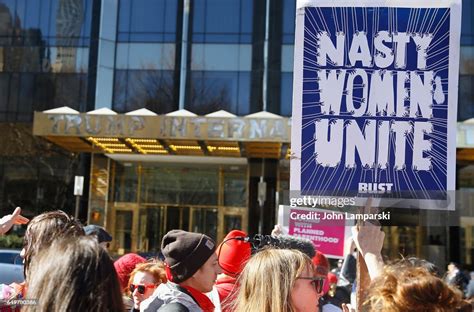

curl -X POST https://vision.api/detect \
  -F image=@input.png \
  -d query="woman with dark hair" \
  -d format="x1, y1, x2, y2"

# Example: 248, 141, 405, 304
1, 210, 84, 307
21, 210, 84, 276
24, 236, 124, 312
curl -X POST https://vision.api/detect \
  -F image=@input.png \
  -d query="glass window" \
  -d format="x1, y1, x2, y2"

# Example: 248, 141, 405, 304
281, 45, 294, 73
188, 71, 250, 115
191, 43, 251, 71
458, 165, 474, 187
140, 207, 163, 252
280, 72, 293, 117
118, 0, 131, 37
118, 0, 178, 42
48, 46, 90, 73
0, 1, 15, 45
282, 0, 296, 44
224, 171, 246, 207
82, 0, 93, 40
16, 0, 97, 42
460, 47, 474, 75
2, 46, 42, 72
458, 75, 474, 121
39, 0, 52, 41
50, 0, 90, 46
113, 70, 127, 112
6, 73, 19, 119
192, 0, 252, 43
0, 74, 9, 114
278, 0, 296, 116
167, 207, 181, 233
192, 208, 218, 240
461, 0, 474, 45
0, 45, 89, 74
0, 149, 80, 217
166, 207, 187, 232
224, 215, 242, 234
9, 0, 25, 37
116, 43, 175, 70
17, 72, 34, 120
114, 163, 139, 203
3, 0, 92, 46
113, 69, 176, 114
33, 73, 59, 111
0, 0, 92, 121
23, 0, 40, 30
52, 73, 87, 110
115, 211, 133, 253
139, 166, 219, 206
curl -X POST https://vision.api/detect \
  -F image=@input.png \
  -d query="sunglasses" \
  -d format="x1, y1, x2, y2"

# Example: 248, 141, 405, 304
297, 277, 325, 293
129, 284, 156, 294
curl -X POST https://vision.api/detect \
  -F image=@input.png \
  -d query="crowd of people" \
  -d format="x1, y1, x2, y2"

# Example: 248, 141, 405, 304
0, 207, 473, 311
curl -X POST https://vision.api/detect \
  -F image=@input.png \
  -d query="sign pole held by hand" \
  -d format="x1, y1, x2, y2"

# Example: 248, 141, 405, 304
74, 176, 84, 220
356, 198, 371, 311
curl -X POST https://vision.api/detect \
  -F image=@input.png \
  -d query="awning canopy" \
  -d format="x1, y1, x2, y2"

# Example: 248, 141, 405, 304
33, 107, 291, 159
30, 108, 474, 161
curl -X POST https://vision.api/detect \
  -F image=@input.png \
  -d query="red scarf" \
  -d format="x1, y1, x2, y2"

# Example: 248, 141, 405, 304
181, 285, 215, 312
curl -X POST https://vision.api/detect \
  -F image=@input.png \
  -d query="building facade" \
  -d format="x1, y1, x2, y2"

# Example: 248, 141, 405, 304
1, 0, 474, 265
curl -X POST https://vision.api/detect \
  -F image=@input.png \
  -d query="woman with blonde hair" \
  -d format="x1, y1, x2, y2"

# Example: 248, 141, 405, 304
127, 261, 167, 312
233, 248, 323, 312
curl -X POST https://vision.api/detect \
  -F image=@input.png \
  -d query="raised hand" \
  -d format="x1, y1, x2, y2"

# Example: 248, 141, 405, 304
0, 207, 29, 235
351, 222, 385, 258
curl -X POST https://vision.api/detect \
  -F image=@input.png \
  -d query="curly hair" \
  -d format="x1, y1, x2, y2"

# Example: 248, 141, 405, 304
363, 265, 464, 312
23, 210, 84, 276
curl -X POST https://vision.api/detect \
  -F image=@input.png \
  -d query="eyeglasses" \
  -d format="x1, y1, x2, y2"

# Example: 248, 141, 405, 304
297, 277, 325, 293
129, 284, 156, 294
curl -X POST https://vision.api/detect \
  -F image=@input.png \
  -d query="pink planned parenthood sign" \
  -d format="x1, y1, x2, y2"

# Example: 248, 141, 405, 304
282, 206, 352, 258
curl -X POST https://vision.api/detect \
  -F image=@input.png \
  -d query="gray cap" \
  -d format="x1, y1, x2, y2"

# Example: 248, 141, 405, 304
84, 225, 112, 243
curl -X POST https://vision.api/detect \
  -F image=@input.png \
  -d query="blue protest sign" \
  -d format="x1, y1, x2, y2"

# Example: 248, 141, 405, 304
290, 0, 461, 205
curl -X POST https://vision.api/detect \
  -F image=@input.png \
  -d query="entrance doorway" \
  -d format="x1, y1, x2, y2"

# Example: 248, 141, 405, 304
112, 203, 247, 254
108, 162, 248, 254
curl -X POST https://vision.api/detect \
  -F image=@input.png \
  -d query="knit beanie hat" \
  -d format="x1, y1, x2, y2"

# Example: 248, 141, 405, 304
114, 253, 146, 290
161, 230, 216, 283
312, 250, 330, 276
217, 230, 251, 277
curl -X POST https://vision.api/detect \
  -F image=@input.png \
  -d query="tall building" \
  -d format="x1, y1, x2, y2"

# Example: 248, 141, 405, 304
1, 0, 474, 267
0, 0, 92, 220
